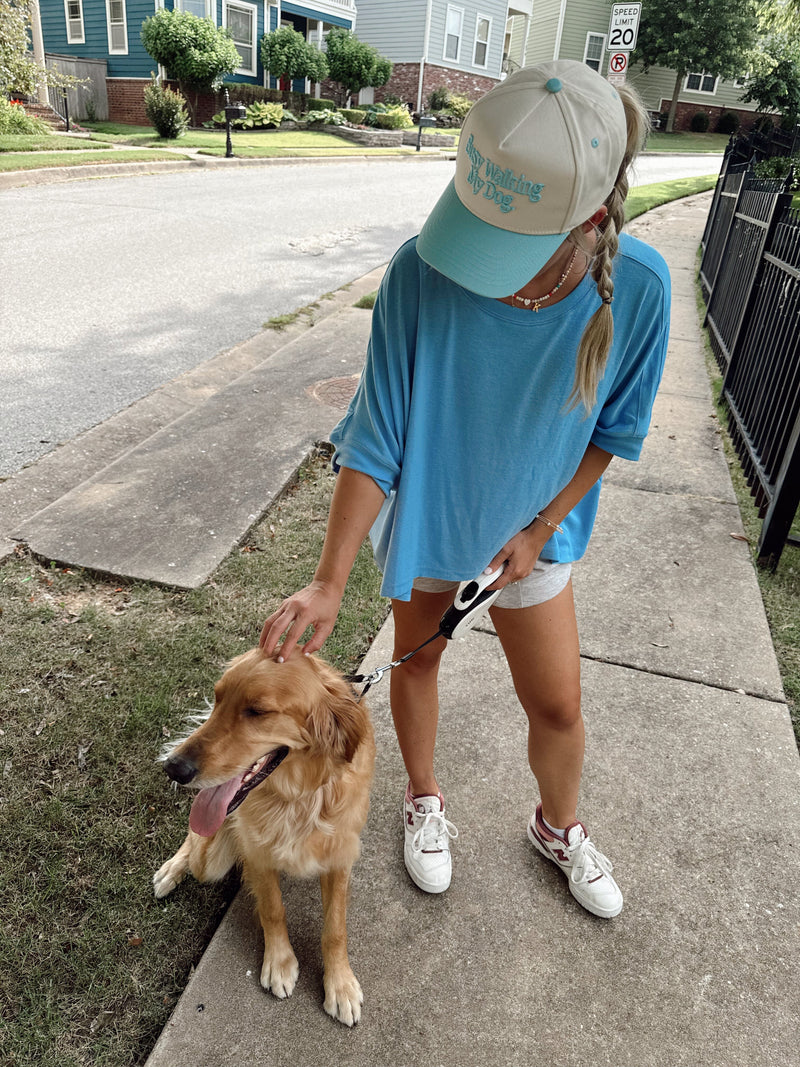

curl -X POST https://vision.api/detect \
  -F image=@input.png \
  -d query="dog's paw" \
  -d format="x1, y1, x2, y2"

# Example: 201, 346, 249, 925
153, 856, 186, 899
323, 969, 363, 1027
260, 949, 299, 1000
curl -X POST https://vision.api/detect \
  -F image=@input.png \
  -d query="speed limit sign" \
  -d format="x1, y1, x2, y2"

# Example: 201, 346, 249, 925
607, 3, 641, 51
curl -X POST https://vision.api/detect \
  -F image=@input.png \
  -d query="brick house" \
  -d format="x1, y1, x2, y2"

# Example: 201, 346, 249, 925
521, 0, 766, 133
353, 0, 534, 113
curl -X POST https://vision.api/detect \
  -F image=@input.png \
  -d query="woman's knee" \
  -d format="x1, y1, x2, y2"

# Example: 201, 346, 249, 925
520, 682, 582, 730
392, 638, 447, 679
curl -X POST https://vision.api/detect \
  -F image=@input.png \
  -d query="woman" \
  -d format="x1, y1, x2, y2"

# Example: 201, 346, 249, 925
260, 60, 670, 919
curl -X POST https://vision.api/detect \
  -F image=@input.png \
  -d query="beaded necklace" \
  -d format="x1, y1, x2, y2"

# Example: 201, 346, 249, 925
511, 246, 579, 311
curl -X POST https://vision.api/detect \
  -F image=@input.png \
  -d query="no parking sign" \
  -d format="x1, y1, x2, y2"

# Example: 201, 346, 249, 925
609, 52, 628, 75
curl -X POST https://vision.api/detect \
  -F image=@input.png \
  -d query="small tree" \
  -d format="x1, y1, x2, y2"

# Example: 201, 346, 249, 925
1, 0, 76, 98
141, 9, 241, 125
260, 25, 328, 87
324, 27, 392, 107
633, 0, 759, 133
742, 35, 800, 126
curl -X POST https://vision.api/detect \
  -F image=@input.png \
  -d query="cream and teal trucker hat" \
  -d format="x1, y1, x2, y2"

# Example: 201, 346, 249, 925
416, 60, 628, 298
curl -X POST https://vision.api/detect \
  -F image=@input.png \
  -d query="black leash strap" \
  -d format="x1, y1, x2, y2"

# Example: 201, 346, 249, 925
347, 629, 443, 702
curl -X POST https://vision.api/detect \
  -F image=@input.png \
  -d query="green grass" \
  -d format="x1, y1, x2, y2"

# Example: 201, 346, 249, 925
0, 451, 387, 1067
0, 135, 114, 153
702, 355, 800, 741
646, 130, 729, 153
0, 149, 190, 172
626, 174, 719, 220
353, 291, 377, 310
198, 144, 409, 158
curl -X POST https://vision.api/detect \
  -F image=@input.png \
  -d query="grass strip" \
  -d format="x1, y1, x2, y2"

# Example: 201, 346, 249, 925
645, 130, 729, 153
196, 145, 413, 158
0, 150, 190, 172
0, 135, 114, 153
626, 174, 718, 220
701, 331, 800, 740
0, 450, 387, 1067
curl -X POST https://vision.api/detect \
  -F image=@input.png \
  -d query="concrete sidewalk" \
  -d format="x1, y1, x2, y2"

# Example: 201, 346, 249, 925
142, 194, 799, 1066
7, 194, 800, 1064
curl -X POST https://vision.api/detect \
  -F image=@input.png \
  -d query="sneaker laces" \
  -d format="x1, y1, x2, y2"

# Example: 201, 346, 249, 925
410, 809, 459, 854
565, 832, 613, 887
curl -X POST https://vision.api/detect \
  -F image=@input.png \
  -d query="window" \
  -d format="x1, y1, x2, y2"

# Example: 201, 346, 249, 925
444, 5, 463, 62
225, 0, 257, 75
473, 15, 491, 68
64, 0, 85, 43
685, 71, 718, 94
106, 0, 128, 54
177, 0, 213, 18
583, 33, 606, 73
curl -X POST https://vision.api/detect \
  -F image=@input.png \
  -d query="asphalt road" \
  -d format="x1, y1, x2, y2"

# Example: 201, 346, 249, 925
1, 153, 720, 477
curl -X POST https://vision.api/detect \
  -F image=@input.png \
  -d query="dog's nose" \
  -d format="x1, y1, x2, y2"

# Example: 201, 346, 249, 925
164, 753, 198, 784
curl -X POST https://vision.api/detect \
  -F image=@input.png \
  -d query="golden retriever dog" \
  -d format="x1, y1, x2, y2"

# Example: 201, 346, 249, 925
153, 648, 375, 1026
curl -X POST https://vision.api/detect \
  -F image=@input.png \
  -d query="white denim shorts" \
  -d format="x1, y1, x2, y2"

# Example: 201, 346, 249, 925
412, 559, 572, 609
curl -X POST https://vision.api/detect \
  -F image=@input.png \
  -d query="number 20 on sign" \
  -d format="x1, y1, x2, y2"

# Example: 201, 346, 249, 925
607, 2, 642, 51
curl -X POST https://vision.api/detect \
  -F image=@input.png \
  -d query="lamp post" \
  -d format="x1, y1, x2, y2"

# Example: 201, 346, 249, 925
223, 89, 247, 158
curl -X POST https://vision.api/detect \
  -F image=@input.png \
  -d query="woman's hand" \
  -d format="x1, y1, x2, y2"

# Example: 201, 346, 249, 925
485, 523, 550, 589
259, 579, 344, 661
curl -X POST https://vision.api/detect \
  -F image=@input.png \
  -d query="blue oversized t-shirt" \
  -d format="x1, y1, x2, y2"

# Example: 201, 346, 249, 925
331, 233, 670, 600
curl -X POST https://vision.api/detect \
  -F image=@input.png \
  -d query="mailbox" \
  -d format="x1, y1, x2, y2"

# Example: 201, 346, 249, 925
223, 89, 247, 158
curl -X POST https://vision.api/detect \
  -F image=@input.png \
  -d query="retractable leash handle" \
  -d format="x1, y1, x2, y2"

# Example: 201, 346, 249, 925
438, 564, 506, 640
348, 564, 505, 699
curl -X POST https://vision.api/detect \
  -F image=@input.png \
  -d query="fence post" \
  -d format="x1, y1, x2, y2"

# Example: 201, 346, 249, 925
701, 139, 731, 252
701, 157, 754, 313
720, 174, 794, 396
757, 412, 800, 568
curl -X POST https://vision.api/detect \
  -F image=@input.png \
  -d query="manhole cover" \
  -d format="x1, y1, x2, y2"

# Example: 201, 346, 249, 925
307, 375, 360, 411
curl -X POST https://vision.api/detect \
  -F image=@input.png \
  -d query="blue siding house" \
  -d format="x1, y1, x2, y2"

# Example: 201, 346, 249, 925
35, 0, 356, 121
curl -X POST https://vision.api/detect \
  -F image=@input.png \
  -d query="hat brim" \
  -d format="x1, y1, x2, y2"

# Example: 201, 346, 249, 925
416, 179, 570, 299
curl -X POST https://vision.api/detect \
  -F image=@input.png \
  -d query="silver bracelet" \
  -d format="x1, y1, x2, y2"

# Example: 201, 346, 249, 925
533, 513, 564, 535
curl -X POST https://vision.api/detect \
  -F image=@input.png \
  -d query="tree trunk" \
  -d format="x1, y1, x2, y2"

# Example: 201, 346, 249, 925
666, 69, 685, 133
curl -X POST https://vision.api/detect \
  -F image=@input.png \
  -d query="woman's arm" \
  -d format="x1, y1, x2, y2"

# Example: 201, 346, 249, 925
259, 467, 386, 660
487, 443, 613, 587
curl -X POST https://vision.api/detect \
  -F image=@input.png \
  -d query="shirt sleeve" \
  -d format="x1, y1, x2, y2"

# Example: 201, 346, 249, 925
330, 242, 420, 496
590, 257, 671, 461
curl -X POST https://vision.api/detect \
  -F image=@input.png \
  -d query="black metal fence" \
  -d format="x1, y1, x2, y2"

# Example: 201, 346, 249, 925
700, 143, 800, 568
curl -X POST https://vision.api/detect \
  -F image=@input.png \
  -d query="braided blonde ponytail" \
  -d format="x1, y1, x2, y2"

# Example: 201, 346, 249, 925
567, 82, 650, 412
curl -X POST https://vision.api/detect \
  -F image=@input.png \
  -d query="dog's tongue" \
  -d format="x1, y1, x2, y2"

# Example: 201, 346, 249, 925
189, 774, 244, 837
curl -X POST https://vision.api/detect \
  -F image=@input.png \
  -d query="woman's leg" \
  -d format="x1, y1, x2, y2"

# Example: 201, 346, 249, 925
389, 587, 455, 797
489, 580, 583, 829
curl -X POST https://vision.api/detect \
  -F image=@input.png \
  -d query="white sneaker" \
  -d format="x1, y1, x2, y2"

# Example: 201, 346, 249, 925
403, 784, 458, 894
527, 803, 623, 919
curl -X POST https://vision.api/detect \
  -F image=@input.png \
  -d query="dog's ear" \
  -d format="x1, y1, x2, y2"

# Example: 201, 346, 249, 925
306, 680, 367, 763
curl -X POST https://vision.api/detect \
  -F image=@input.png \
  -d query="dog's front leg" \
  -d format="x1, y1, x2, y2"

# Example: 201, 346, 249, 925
320, 866, 362, 1026
245, 863, 299, 1000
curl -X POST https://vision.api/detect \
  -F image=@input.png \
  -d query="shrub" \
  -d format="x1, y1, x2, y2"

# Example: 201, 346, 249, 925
0, 98, 51, 134
240, 101, 283, 128
690, 110, 710, 132
143, 76, 188, 138
371, 105, 413, 130
305, 108, 344, 125
716, 110, 740, 135
753, 155, 800, 189
446, 92, 473, 121
341, 108, 366, 124
428, 86, 451, 110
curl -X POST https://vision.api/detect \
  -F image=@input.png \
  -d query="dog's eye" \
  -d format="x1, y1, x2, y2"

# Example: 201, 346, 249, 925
243, 706, 264, 718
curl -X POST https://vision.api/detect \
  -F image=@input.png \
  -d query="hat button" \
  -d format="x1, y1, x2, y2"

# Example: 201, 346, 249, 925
545, 78, 562, 93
